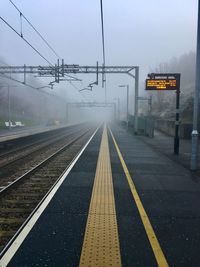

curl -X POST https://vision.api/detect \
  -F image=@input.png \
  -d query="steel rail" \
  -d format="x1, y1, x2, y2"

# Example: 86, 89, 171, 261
0, 126, 97, 258
0, 128, 91, 197
0, 126, 86, 169
0, 124, 86, 158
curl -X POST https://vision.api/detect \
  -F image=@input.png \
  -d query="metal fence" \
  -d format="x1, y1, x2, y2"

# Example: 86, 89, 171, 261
128, 115, 155, 137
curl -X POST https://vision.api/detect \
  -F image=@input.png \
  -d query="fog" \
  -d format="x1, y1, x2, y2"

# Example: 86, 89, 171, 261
0, 0, 198, 124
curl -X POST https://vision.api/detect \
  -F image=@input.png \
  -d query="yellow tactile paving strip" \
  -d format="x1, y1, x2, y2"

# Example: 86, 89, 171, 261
79, 126, 122, 267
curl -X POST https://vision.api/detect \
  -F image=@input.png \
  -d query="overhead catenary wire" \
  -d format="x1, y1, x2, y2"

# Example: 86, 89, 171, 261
2, 1, 86, 100
0, 73, 71, 113
0, 73, 50, 93
7, 0, 83, 84
0, 16, 54, 66
8, 0, 62, 60
0, 59, 84, 99
8, 0, 83, 83
0, 63, 53, 93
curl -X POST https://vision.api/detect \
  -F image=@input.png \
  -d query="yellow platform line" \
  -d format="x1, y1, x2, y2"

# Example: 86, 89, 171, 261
79, 126, 122, 267
109, 128, 169, 267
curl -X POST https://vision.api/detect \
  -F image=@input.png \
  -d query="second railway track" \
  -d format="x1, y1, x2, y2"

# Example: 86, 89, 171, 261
0, 125, 97, 254
0, 124, 90, 189
0, 124, 87, 168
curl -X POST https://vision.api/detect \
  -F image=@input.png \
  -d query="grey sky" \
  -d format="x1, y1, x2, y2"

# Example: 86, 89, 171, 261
0, 0, 198, 107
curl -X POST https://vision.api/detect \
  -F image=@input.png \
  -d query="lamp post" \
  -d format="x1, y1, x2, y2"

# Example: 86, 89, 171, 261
119, 85, 129, 130
114, 97, 120, 121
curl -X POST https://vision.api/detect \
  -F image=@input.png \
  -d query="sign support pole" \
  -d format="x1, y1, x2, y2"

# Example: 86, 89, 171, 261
174, 88, 180, 154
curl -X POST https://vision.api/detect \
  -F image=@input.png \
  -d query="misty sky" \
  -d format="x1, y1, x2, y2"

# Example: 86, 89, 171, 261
0, 0, 198, 111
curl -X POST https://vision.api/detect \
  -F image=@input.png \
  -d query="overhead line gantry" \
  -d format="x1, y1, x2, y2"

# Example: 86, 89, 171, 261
0, 63, 139, 133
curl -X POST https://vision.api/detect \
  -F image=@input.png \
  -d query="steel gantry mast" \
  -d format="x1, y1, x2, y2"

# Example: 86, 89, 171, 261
0, 63, 139, 133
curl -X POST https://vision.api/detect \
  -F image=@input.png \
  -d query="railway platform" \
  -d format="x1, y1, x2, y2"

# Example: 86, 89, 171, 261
0, 124, 200, 267
0, 122, 79, 143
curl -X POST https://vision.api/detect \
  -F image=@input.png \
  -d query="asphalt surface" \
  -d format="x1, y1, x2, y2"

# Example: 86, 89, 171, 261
137, 128, 200, 171
110, 125, 200, 267
3, 124, 200, 266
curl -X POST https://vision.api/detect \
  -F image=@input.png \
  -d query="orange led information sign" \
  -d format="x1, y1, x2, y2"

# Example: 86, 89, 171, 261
146, 79, 179, 90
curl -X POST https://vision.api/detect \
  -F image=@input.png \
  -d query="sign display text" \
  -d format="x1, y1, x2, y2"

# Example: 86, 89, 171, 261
146, 78, 179, 90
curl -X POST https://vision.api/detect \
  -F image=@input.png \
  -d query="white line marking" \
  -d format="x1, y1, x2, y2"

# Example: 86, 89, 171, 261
0, 127, 99, 267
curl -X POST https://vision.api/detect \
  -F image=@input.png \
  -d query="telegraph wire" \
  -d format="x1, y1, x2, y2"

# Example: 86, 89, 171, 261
8, 0, 61, 60
0, 16, 54, 66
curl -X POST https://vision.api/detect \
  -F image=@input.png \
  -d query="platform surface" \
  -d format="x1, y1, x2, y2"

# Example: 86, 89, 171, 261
1, 124, 200, 267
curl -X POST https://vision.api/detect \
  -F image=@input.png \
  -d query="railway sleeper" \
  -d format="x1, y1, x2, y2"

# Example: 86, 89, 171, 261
0, 217, 25, 224
0, 230, 16, 238
0, 207, 33, 213
0, 202, 36, 209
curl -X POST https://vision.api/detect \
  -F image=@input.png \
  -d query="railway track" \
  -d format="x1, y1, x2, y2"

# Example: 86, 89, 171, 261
0, 126, 97, 253
0, 124, 86, 165
0, 124, 89, 189
0, 126, 70, 154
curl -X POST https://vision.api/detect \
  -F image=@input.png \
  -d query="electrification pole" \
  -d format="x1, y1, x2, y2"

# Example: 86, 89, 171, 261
117, 97, 120, 121
8, 85, 11, 129
134, 66, 139, 134
127, 85, 129, 130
